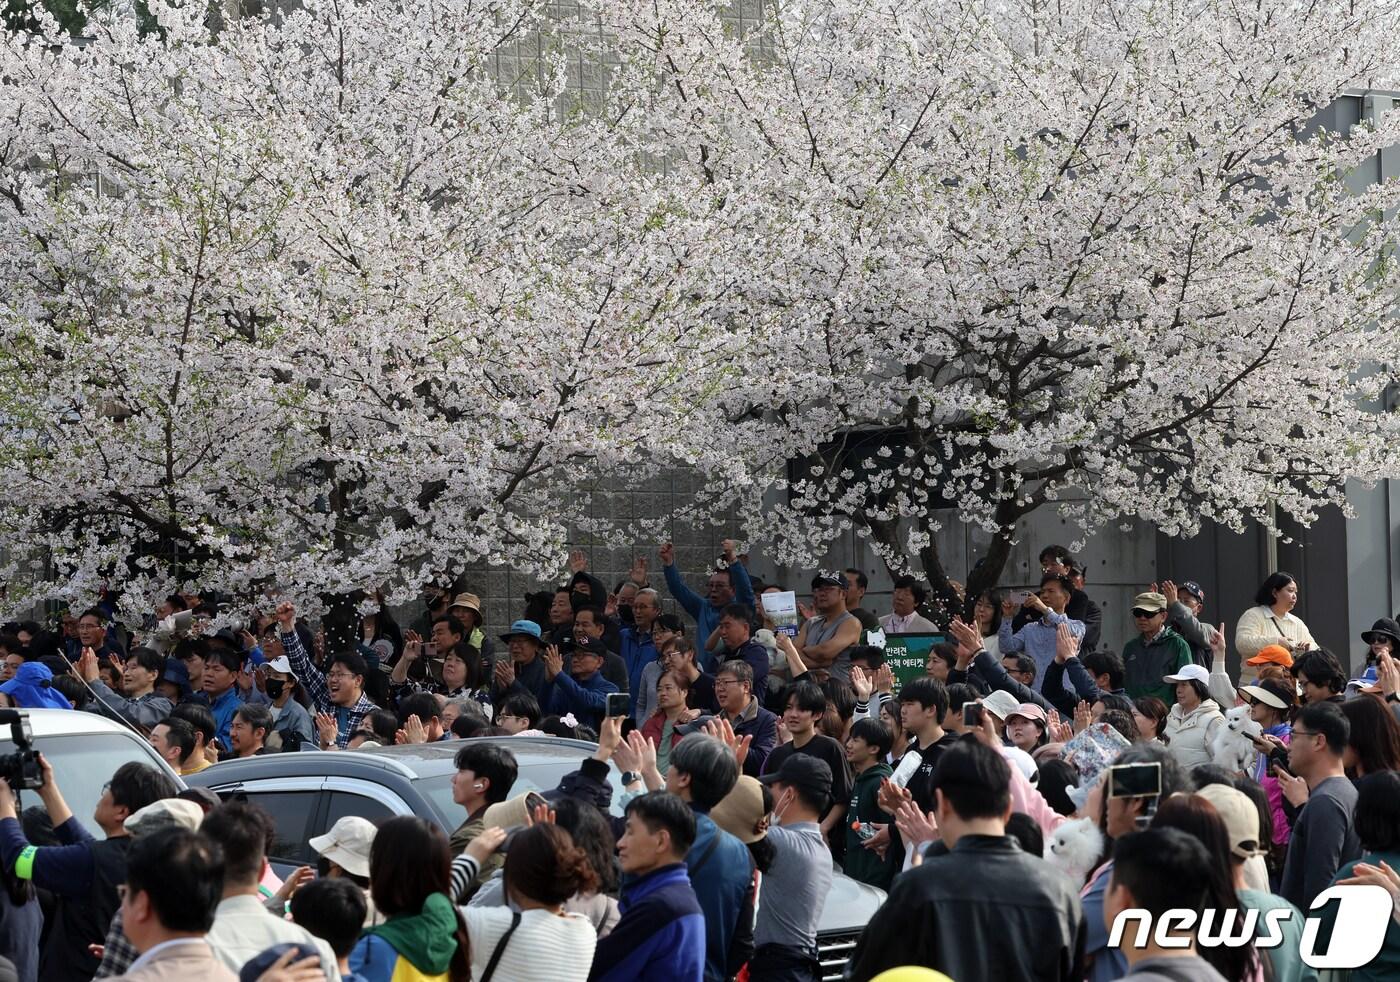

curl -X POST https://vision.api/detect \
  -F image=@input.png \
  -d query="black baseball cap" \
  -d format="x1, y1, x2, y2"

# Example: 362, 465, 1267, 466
1180, 581, 1205, 602
567, 636, 608, 659
811, 572, 845, 589
759, 754, 833, 801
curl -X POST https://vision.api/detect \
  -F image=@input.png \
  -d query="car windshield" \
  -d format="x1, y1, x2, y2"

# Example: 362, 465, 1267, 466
411, 755, 629, 821
3, 733, 172, 836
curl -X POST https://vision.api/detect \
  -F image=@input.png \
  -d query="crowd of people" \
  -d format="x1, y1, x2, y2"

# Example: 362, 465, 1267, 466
0, 541, 1398, 981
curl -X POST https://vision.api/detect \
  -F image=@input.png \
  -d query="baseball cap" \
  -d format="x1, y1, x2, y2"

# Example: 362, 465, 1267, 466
1246, 644, 1294, 668
1239, 677, 1294, 711
709, 776, 769, 844
1006, 703, 1048, 726
811, 572, 845, 590
1195, 784, 1263, 859
1179, 581, 1205, 602
981, 690, 1021, 721
1131, 592, 1168, 614
759, 754, 833, 803
308, 816, 376, 878
1164, 664, 1210, 685
263, 655, 292, 674
567, 636, 608, 659
239, 944, 322, 982
123, 798, 205, 837
1346, 665, 1381, 693
498, 619, 543, 643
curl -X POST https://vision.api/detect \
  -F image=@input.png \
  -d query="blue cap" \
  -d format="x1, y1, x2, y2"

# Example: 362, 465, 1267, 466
160, 658, 192, 697
499, 620, 542, 644
1347, 665, 1381, 690
0, 662, 73, 710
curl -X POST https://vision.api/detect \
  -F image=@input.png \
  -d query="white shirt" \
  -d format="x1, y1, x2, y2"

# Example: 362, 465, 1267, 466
206, 894, 341, 981
124, 938, 209, 974
460, 905, 596, 982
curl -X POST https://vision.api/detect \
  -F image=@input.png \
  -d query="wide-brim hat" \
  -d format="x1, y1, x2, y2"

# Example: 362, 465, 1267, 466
1239, 677, 1295, 711
450, 593, 483, 616
981, 690, 1021, 721
308, 815, 376, 877
709, 776, 768, 844
498, 619, 542, 644
1361, 617, 1400, 647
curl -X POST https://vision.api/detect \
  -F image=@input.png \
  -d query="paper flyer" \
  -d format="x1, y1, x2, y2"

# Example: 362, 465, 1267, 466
761, 590, 801, 637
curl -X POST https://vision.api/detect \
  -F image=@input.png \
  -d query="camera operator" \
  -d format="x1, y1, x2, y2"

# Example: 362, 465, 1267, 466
0, 755, 178, 982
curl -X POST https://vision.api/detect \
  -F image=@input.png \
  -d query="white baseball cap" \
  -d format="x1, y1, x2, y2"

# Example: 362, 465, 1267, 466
1163, 664, 1210, 685
981, 690, 1022, 721
308, 816, 376, 877
263, 655, 293, 674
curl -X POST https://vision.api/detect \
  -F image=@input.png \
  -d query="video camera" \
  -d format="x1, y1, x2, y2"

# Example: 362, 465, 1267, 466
0, 710, 43, 790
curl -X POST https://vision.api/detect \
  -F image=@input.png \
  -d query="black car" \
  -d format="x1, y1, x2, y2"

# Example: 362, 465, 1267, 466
189, 736, 882, 980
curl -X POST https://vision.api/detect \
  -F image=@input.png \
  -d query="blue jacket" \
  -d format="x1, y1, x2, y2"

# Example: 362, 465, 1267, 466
619, 627, 659, 716
543, 670, 619, 732
207, 686, 241, 750
590, 863, 706, 982
686, 811, 755, 982
662, 562, 754, 671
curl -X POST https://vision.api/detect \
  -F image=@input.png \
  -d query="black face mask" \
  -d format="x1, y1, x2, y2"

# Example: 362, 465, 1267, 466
618, 605, 636, 625
264, 679, 286, 700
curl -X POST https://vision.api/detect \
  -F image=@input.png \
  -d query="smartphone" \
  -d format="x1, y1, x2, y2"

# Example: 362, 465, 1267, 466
1108, 762, 1162, 799
962, 702, 984, 728
605, 692, 630, 718
525, 791, 549, 814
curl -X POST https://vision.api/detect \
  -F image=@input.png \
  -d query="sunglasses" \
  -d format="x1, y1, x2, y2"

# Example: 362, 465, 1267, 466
1131, 608, 1163, 618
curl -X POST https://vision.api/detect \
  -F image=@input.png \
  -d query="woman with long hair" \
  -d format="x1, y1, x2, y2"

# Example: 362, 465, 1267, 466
350, 816, 472, 982
1235, 572, 1316, 686
1341, 696, 1400, 777
1150, 795, 1257, 981
452, 823, 599, 981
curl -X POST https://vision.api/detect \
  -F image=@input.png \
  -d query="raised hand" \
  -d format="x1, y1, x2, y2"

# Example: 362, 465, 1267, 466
1073, 700, 1093, 734
1048, 709, 1073, 744
605, 593, 619, 618
948, 617, 981, 659
1378, 650, 1400, 699
721, 539, 738, 563
703, 717, 752, 768
1210, 622, 1227, 657
568, 549, 588, 573
595, 716, 623, 761
75, 646, 100, 683
1160, 580, 1178, 604
629, 555, 649, 585
1000, 595, 1018, 618
526, 802, 556, 826
1055, 622, 1079, 664
275, 601, 296, 630
850, 665, 872, 702
658, 542, 675, 567
542, 644, 563, 680
402, 630, 423, 660
873, 663, 895, 694
877, 777, 913, 815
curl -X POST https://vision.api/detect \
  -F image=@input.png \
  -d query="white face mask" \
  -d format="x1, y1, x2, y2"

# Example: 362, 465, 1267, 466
770, 788, 795, 826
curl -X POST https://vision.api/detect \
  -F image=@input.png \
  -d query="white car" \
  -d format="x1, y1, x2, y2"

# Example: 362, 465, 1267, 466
0, 708, 183, 834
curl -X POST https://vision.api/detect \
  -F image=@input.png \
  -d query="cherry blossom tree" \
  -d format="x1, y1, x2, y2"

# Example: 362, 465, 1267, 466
606, 0, 1400, 610
0, 0, 757, 628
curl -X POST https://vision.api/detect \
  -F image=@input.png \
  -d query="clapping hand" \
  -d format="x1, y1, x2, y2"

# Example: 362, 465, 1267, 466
877, 777, 913, 815
1055, 622, 1079, 663
894, 800, 939, 846
493, 657, 515, 688
74, 646, 100, 683
947, 617, 982, 660
396, 714, 427, 745
703, 717, 752, 768
873, 663, 895, 694
542, 644, 564, 680
850, 665, 873, 702
315, 711, 338, 748
1048, 709, 1073, 744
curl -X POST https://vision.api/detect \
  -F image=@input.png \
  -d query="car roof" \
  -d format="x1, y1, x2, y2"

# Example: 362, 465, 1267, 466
0, 708, 150, 739
188, 735, 602, 783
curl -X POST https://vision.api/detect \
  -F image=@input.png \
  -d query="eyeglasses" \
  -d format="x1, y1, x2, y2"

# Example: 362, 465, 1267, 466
713, 678, 740, 688
325, 671, 359, 681
1291, 728, 1319, 739
1131, 609, 1162, 618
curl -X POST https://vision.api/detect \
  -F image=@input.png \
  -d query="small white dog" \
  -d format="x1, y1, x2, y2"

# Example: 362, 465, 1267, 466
1044, 817, 1104, 886
1213, 704, 1262, 773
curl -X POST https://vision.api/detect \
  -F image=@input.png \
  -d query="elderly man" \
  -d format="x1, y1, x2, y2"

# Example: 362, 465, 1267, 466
490, 620, 550, 706
682, 661, 778, 777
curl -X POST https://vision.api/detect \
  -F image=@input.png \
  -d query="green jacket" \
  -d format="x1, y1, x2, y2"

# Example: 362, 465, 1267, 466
843, 761, 894, 889
1122, 628, 1192, 703
449, 812, 502, 895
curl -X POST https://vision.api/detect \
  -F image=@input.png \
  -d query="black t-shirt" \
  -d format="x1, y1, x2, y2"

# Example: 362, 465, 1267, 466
686, 672, 720, 714
904, 731, 959, 814
762, 733, 854, 819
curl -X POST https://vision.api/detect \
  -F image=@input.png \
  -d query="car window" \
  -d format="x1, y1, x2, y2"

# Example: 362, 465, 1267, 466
227, 790, 320, 864
412, 758, 628, 822
322, 791, 396, 831
2, 733, 174, 837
